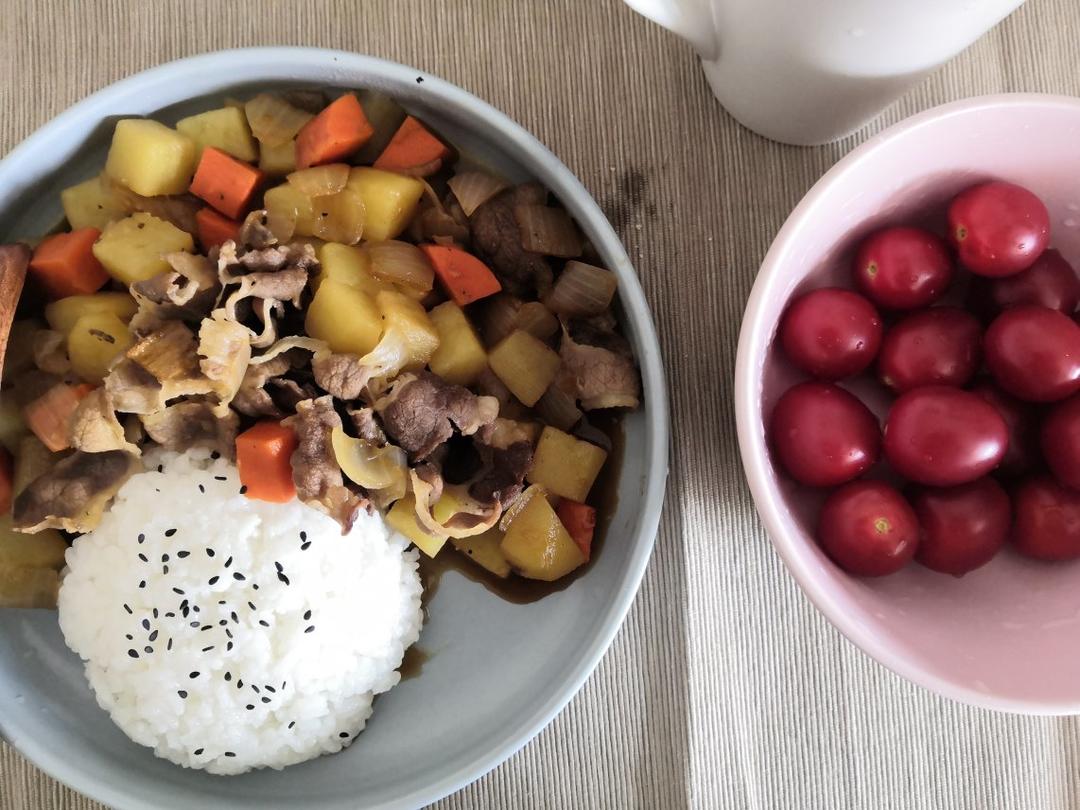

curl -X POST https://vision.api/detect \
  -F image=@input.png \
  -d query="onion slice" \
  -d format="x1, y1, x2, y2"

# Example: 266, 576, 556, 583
514, 205, 583, 258
410, 470, 503, 539
367, 241, 435, 292
514, 302, 559, 340
244, 93, 313, 147
287, 164, 350, 198
546, 260, 618, 317
332, 427, 408, 492
448, 171, 509, 217
535, 383, 582, 431
311, 187, 365, 245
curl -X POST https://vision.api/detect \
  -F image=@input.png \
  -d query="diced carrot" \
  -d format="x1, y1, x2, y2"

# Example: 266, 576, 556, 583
195, 207, 242, 250
236, 420, 298, 503
295, 94, 374, 169
189, 147, 264, 219
419, 244, 502, 306
29, 228, 109, 300
373, 116, 451, 174
0, 447, 12, 515
22, 383, 94, 453
557, 500, 597, 561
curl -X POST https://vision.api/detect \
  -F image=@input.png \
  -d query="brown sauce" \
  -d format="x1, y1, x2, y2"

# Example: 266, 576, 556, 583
417, 415, 625, 605
398, 644, 429, 682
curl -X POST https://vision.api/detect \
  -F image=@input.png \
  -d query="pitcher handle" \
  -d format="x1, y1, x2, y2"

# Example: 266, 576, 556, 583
621, 0, 719, 61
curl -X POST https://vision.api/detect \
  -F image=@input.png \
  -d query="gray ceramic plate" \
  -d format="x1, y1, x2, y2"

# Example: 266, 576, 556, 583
0, 49, 669, 808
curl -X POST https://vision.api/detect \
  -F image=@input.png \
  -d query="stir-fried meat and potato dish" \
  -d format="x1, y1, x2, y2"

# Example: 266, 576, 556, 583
0, 88, 641, 606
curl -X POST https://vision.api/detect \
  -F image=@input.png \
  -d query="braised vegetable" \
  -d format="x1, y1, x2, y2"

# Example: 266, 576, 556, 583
0, 399, 28, 453
195, 207, 241, 250
354, 91, 407, 165
451, 528, 511, 578
67, 311, 134, 383
259, 138, 298, 176
22, 382, 93, 452
92, 213, 195, 284
346, 168, 425, 241
488, 330, 561, 407
515, 204, 583, 258
44, 292, 137, 336
29, 229, 110, 299
315, 243, 390, 296
296, 94, 373, 169
447, 171, 509, 217
420, 243, 502, 306
527, 426, 607, 502
373, 116, 451, 175
104, 119, 198, 197
546, 261, 618, 317
176, 106, 258, 162
305, 280, 382, 356
556, 500, 597, 561
12, 436, 54, 498
244, 93, 313, 148
0, 516, 65, 570
367, 240, 434, 293
287, 163, 350, 197
60, 176, 129, 231
331, 427, 406, 502
361, 291, 440, 380
189, 147, 264, 219
427, 302, 487, 386
500, 491, 586, 581
236, 420, 298, 503
386, 494, 447, 558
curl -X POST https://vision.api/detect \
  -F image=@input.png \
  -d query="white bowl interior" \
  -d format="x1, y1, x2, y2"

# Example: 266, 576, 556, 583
0, 51, 667, 808
738, 95, 1080, 714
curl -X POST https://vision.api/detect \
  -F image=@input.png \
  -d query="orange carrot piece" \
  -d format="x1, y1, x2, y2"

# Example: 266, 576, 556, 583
556, 500, 597, 561
236, 420, 299, 503
373, 116, 451, 173
419, 244, 502, 306
22, 383, 94, 453
29, 228, 109, 299
189, 147, 264, 219
295, 94, 374, 169
195, 207, 242, 250
0, 447, 12, 515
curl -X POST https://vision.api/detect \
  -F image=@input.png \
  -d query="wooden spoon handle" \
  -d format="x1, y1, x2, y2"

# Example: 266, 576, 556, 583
0, 244, 30, 378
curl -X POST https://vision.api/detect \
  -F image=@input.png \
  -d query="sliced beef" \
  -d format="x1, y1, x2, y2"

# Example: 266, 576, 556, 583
469, 418, 535, 505
197, 309, 251, 416
312, 352, 366, 400
348, 407, 387, 446
141, 400, 239, 460
470, 185, 553, 297
232, 355, 292, 418
560, 322, 640, 410
70, 388, 140, 455
374, 372, 498, 462
267, 377, 316, 412
218, 241, 317, 348
129, 252, 218, 335
238, 210, 277, 250
13, 450, 140, 534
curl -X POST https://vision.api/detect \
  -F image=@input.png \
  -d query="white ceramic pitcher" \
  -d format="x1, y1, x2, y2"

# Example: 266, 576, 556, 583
622, 0, 1025, 145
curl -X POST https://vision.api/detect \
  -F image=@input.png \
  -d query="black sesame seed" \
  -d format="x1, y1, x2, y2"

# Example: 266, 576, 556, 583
180, 599, 189, 609
237, 679, 244, 688
139, 580, 146, 589
178, 551, 190, 559
219, 619, 228, 626
144, 646, 153, 654
239, 485, 248, 495
172, 587, 185, 595
252, 685, 260, 693
128, 649, 138, 658
277, 573, 290, 586
224, 556, 233, 568
300, 531, 307, 541
189, 671, 200, 679
193, 605, 200, 613
163, 565, 169, 575
215, 475, 227, 481
274, 562, 283, 572
218, 600, 226, 605
265, 685, 276, 693
190, 621, 200, 628
252, 583, 259, 590
233, 572, 245, 581
198, 484, 205, 494
181, 607, 190, 618
208, 576, 219, 585
261, 696, 271, 704
281, 681, 286, 689
161, 554, 169, 563
194, 748, 203, 755
224, 672, 232, 681
305, 626, 315, 634
138, 553, 148, 563
157, 464, 163, 473
149, 630, 158, 641
167, 638, 174, 651
246, 704, 254, 710
165, 612, 175, 618
125, 633, 133, 640
247, 601, 256, 611
210, 451, 220, 460
201, 626, 212, 632
206, 548, 216, 558
123, 604, 133, 615
303, 610, 312, 620
301, 542, 311, 551
152, 608, 158, 618
142, 619, 150, 630
202, 646, 214, 652
165, 528, 177, 537
259, 619, 269, 627
339, 732, 348, 739
227, 641, 234, 651
137, 533, 145, 544
289, 721, 296, 729
225, 629, 233, 639
225, 752, 235, 758
177, 690, 187, 699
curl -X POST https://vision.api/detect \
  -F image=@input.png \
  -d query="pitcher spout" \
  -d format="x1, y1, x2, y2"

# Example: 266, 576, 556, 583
621, 0, 720, 61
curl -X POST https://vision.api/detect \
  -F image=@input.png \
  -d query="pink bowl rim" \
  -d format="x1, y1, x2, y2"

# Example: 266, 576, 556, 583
734, 93, 1080, 717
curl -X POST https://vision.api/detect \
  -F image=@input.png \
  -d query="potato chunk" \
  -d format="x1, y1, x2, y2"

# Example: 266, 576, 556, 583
304, 279, 382, 356
104, 119, 198, 196
315, 243, 391, 296
176, 107, 258, 162
500, 492, 585, 581
45, 292, 137, 336
67, 311, 135, 383
386, 494, 447, 558
60, 176, 129, 231
428, 302, 487, 386
346, 168, 424, 241
92, 213, 195, 284
263, 182, 318, 237
488, 330, 561, 407
451, 527, 511, 578
259, 138, 297, 176
527, 426, 607, 502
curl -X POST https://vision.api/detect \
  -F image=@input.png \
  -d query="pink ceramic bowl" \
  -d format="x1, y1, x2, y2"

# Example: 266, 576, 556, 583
735, 94, 1080, 715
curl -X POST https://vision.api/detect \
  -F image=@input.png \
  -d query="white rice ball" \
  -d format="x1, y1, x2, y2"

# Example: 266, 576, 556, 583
57, 448, 423, 775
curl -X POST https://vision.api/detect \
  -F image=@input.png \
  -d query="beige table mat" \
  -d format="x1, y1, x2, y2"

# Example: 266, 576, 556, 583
2, 0, 1080, 807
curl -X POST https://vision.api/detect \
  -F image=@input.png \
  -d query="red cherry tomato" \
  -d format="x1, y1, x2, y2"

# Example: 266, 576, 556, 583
911, 478, 1010, 576
877, 307, 982, 393
982, 249, 1080, 315
817, 480, 918, 576
984, 305, 1080, 402
779, 288, 882, 379
969, 381, 1038, 478
883, 386, 1007, 486
1041, 394, 1080, 490
852, 226, 954, 310
947, 181, 1050, 277
1013, 476, 1080, 561
770, 382, 881, 487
